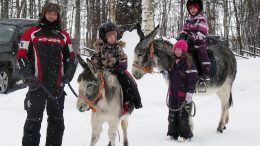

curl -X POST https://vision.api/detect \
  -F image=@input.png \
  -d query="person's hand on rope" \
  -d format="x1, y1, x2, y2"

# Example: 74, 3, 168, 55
63, 61, 77, 84
185, 92, 193, 104
24, 76, 40, 91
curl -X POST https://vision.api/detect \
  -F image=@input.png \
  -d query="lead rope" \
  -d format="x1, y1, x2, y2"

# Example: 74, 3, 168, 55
166, 94, 186, 112
117, 129, 121, 142
68, 83, 78, 97
191, 101, 196, 117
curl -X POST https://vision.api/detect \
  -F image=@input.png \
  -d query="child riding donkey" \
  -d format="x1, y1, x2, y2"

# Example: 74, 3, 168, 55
91, 21, 143, 110
179, 0, 211, 90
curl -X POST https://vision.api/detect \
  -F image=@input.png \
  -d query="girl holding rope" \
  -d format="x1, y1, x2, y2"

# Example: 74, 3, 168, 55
163, 40, 198, 141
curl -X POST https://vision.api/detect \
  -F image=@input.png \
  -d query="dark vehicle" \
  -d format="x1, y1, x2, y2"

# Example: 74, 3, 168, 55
0, 19, 37, 93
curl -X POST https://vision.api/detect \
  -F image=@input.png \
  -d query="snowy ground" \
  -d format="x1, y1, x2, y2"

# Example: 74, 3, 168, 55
1, 31, 260, 146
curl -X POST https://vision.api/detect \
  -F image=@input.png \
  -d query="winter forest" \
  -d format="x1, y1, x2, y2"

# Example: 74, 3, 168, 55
0, 0, 259, 57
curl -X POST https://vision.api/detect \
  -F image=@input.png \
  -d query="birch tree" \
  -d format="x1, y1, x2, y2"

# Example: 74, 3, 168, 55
141, 0, 155, 36
108, 0, 116, 22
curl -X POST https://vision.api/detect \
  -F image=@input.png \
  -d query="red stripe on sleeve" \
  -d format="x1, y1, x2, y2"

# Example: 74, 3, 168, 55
16, 49, 28, 59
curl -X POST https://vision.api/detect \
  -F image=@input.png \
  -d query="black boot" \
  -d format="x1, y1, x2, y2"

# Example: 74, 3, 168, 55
131, 84, 143, 109
45, 117, 65, 146
22, 118, 42, 146
134, 100, 143, 109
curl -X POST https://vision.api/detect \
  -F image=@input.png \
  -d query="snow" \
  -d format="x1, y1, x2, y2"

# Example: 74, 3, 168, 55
1, 31, 260, 146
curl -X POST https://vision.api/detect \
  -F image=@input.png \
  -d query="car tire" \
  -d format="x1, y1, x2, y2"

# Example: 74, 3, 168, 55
0, 67, 11, 94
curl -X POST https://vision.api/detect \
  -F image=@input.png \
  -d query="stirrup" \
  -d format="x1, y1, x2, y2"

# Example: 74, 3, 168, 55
198, 80, 207, 93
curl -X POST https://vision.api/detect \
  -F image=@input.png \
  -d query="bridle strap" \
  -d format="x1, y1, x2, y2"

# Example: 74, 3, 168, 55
78, 71, 105, 112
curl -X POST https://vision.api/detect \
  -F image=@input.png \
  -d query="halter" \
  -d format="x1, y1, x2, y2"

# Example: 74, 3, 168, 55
78, 71, 105, 112
132, 42, 155, 74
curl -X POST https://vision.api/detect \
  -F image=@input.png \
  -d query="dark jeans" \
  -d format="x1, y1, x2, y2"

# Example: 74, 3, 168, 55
167, 103, 193, 139
22, 87, 65, 146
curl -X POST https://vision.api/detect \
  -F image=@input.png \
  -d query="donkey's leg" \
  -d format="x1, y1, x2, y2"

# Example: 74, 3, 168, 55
90, 117, 103, 146
121, 118, 129, 146
107, 119, 120, 146
216, 80, 232, 133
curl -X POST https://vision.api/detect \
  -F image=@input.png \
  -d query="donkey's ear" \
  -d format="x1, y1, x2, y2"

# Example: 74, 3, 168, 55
86, 58, 97, 74
145, 25, 160, 44
136, 23, 145, 41
77, 54, 88, 69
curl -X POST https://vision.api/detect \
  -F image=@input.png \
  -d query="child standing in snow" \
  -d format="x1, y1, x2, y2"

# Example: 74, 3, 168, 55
180, 0, 211, 82
163, 40, 198, 141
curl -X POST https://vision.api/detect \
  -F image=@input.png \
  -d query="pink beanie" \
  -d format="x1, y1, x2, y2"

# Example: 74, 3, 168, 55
173, 40, 188, 52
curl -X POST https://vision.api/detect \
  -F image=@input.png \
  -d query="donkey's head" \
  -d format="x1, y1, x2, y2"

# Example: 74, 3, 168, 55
76, 55, 101, 112
132, 23, 159, 79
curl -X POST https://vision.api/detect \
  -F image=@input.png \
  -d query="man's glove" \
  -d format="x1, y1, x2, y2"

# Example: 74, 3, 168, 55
18, 58, 34, 77
63, 61, 77, 84
24, 76, 39, 91
185, 92, 193, 104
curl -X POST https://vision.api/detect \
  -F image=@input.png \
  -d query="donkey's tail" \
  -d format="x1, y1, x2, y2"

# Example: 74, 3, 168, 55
228, 91, 233, 108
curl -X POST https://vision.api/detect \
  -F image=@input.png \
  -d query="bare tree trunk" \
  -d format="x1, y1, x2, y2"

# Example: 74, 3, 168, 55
74, 0, 81, 49
21, 0, 27, 18
108, 0, 116, 22
29, 0, 34, 18
69, 4, 75, 35
86, 0, 91, 48
17, 0, 26, 18
61, 0, 68, 29
0, 0, 2, 18
223, 0, 229, 44
206, 0, 217, 35
38, 0, 41, 14
179, 0, 184, 32
33, 0, 37, 18
101, 0, 106, 23
92, 0, 101, 44
1, 0, 9, 18
142, 0, 155, 35
233, 0, 243, 55
211, 1, 216, 35
160, 0, 167, 37
10, 0, 14, 18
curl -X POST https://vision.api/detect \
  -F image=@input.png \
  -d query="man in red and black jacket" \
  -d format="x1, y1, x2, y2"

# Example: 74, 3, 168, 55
16, 3, 77, 146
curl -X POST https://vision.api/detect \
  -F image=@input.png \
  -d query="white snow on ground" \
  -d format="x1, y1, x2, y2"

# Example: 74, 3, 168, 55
1, 31, 260, 146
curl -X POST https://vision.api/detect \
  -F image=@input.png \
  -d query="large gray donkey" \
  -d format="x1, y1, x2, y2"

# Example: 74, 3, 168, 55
76, 55, 133, 146
131, 25, 237, 133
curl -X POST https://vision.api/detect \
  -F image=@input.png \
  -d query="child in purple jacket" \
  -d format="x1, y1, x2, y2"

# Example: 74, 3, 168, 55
163, 40, 198, 141
181, 0, 211, 81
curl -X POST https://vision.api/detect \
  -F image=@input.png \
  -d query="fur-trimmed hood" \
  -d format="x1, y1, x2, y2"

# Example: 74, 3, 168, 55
93, 40, 126, 52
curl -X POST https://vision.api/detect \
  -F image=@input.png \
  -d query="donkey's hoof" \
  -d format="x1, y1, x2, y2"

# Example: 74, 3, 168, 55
217, 128, 223, 133
223, 126, 226, 130
108, 141, 111, 146
124, 141, 129, 146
